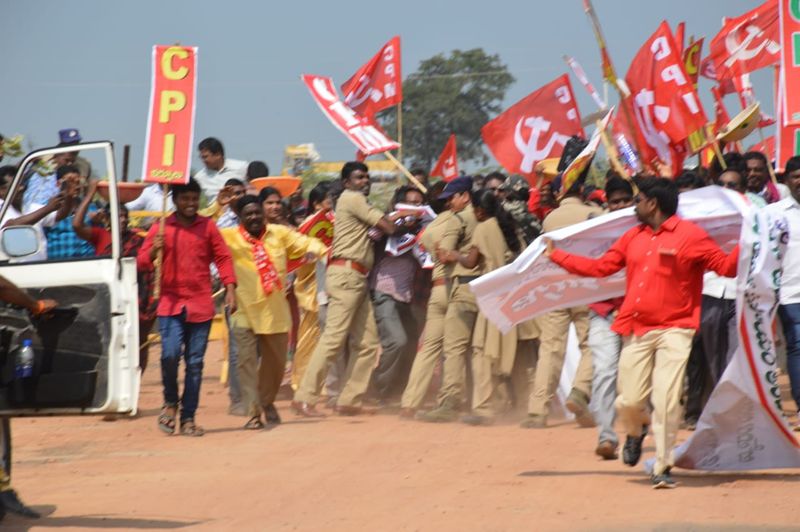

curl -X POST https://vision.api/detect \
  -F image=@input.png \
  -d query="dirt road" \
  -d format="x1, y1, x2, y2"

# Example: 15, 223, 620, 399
6, 340, 800, 531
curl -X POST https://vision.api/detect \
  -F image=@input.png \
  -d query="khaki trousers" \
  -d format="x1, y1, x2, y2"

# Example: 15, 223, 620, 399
437, 281, 479, 408
527, 307, 593, 417
294, 265, 379, 407
401, 284, 448, 409
233, 328, 288, 418
292, 309, 320, 391
616, 327, 694, 475
470, 346, 496, 417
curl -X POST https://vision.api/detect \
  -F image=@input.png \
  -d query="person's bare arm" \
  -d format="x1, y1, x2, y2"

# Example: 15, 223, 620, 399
5, 194, 64, 227
72, 180, 100, 241
0, 275, 57, 315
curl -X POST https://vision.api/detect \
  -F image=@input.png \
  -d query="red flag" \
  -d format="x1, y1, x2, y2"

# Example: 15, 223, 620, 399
285, 210, 335, 272
708, 0, 780, 80
749, 135, 776, 160
341, 36, 402, 118
430, 134, 459, 182
711, 86, 732, 134
675, 22, 686, 55
625, 21, 707, 176
303, 74, 399, 155
683, 38, 704, 88
481, 74, 583, 178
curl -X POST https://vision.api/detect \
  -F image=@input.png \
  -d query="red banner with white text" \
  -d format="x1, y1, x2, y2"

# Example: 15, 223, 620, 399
625, 22, 707, 175
781, 0, 800, 124
303, 74, 400, 156
142, 45, 198, 185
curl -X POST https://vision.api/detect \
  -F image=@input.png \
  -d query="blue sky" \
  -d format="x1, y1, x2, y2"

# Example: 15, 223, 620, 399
0, 0, 768, 176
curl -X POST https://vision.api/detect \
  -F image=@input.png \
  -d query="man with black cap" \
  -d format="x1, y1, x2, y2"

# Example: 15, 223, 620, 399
521, 171, 602, 430
417, 176, 481, 422
57, 128, 92, 179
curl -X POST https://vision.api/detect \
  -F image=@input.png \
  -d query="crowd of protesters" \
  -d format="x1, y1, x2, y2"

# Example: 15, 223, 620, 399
1, 130, 799, 491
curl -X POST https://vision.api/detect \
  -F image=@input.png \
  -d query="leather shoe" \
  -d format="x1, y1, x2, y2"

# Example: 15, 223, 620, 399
335, 405, 376, 416
622, 434, 645, 466
0, 489, 40, 518
290, 401, 325, 418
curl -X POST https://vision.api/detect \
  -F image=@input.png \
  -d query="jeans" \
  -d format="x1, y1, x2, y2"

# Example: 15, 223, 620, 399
588, 311, 621, 446
159, 310, 212, 422
225, 308, 242, 405
779, 303, 800, 411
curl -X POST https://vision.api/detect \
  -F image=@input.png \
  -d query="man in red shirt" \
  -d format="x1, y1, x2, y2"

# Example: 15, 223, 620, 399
544, 177, 738, 489
138, 178, 237, 437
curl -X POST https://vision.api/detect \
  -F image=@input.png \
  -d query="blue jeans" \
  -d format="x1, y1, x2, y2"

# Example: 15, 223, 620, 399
159, 310, 212, 422
779, 303, 800, 411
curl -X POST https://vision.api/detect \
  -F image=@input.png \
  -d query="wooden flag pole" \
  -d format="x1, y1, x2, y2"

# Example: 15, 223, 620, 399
384, 151, 427, 194
396, 103, 403, 164
596, 119, 627, 177
757, 125, 779, 185
153, 183, 169, 300
711, 140, 728, 171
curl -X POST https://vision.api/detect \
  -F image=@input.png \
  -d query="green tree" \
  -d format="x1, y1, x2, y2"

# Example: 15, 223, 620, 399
381, 48, 514, 169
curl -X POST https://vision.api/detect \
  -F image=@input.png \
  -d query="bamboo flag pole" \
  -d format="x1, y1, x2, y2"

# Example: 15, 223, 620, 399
397, 103, 403, 164
384, 151, 427, 193
583, 0, 651, 174
597, 120, 627, 177
153, 183, 169, 300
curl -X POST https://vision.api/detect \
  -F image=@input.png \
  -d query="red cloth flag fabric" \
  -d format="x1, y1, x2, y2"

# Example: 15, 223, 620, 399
675, 22, 686, 55
708, 0, 780, 80
481, 74, 583, 178
341, 36, 402, 118
780, 0, 800, 124
303, 74, 399, 155
285, 210, 334, 273
625, 21, 708, 176
683, 38, 704, 88
430, 134, 459, 182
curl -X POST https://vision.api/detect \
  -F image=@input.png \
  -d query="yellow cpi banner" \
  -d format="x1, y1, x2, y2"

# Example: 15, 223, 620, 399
142, 45, 198, 185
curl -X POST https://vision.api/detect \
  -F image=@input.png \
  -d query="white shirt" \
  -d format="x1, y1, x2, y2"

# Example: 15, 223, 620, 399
0, 200, 48, 262
125, 183, 174, 212
193, 158, 247, 199
702, 271, 737, 300
767, 196, 800, 305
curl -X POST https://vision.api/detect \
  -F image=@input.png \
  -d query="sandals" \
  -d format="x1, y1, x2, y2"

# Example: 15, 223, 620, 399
244, 416, 265, 430
180, 419, 205, 437
158, 405, 177, 434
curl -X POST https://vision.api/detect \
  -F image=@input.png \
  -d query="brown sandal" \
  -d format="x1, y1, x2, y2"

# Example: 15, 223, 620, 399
158, 405, 177, 434
179, 419, 205, 437
244, 416, 264, 430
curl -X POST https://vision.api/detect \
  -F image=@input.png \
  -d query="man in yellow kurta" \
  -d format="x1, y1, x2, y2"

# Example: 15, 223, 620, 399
221, 195, 327, 429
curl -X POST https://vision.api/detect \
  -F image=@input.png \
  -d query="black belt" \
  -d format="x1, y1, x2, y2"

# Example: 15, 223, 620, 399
456, 275, 479, 283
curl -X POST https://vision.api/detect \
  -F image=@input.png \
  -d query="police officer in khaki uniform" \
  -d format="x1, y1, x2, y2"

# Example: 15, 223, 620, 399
398, 200, 461, 417
521, 176, 603, 428
417, 177, 481, 422
292, 162, 416, 417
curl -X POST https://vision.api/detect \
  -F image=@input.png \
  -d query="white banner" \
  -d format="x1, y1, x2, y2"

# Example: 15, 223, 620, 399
664, 207, 800, 472
470, 186, 749, 333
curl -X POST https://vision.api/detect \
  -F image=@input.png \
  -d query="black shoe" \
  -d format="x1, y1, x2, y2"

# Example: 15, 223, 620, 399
622, 434, 645, 466
0, 489, 40, 518
264, 404, 282, 425
651, 468, 678, 489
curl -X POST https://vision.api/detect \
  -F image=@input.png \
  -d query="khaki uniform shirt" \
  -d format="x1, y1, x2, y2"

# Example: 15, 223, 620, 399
419, 210, 459, 281
442, 204, 481, 278
331, 189, 385, 270
542, 196, 604, 232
